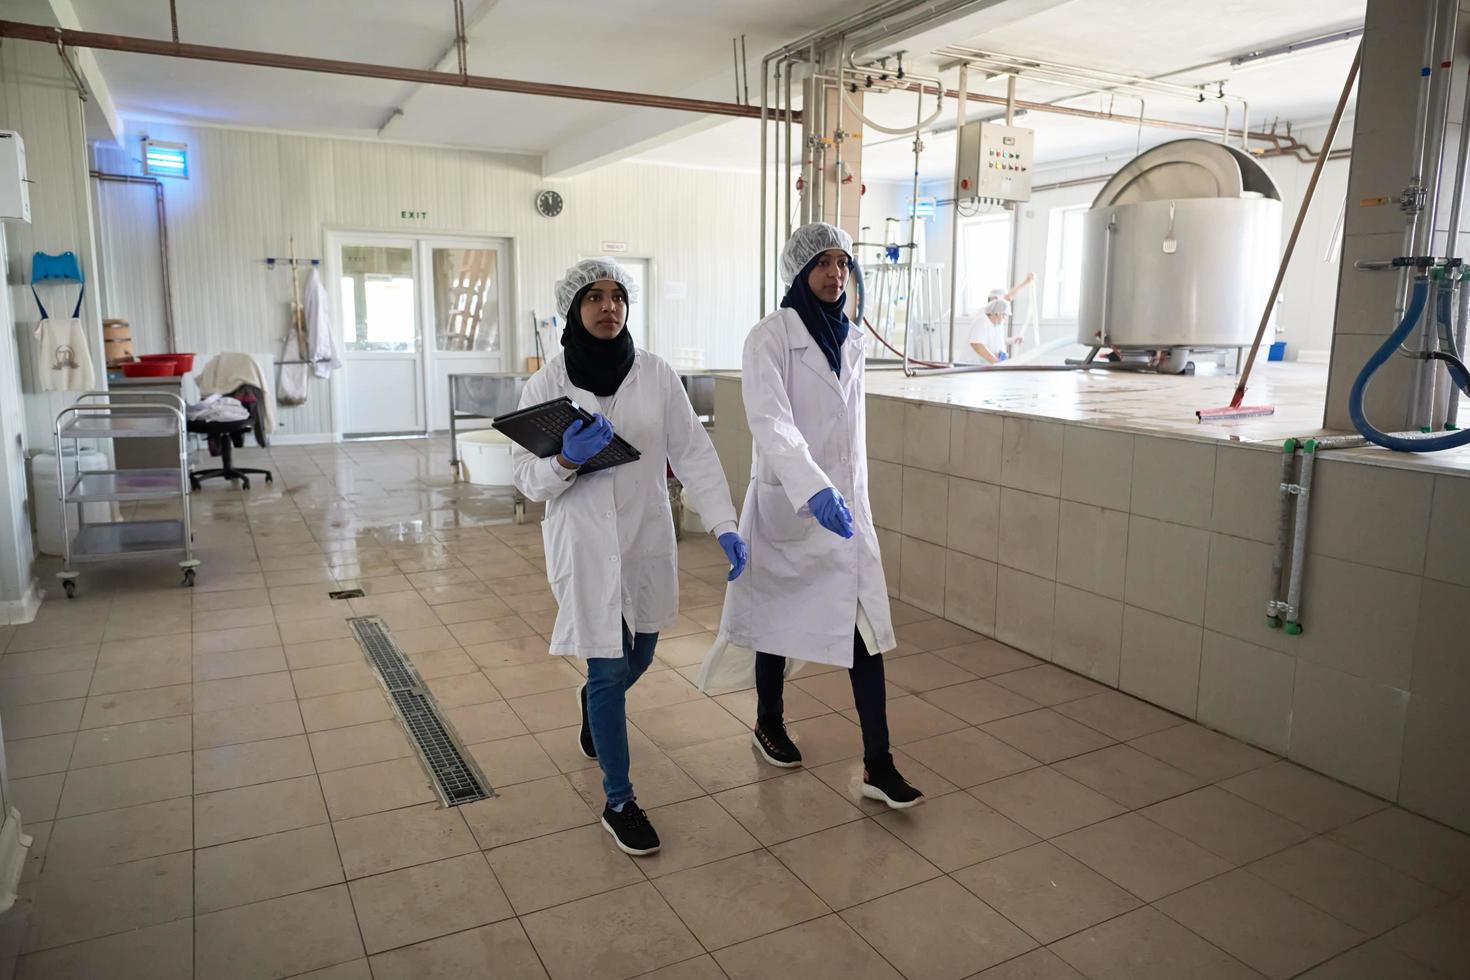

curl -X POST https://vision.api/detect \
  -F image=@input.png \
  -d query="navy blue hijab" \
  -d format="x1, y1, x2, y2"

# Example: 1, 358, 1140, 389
781, 253, 851, 376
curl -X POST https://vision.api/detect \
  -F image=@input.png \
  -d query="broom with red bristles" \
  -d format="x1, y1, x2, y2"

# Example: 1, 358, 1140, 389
1197, 44, 1361, 423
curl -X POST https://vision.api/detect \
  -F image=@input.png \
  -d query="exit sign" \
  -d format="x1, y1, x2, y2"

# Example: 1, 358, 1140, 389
400, 210, 428, 219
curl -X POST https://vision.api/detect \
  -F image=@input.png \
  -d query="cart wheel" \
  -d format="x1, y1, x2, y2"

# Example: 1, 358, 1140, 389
183, 568, 196, 588
63, 579, 77, 598
190, 477, 202, 491
239, 476, 251, 490
265, 473, 274, 484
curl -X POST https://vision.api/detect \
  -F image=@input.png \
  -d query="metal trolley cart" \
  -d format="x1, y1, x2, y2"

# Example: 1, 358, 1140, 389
53, 392, 198, 596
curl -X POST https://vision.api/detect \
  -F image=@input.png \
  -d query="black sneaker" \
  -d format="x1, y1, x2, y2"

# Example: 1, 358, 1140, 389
752, 719, 802, 768
577, 683, 596, 760
862, 760, 924, 809
601, 800, 660, 856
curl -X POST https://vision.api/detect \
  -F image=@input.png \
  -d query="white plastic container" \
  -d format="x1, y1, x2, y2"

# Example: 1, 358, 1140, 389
31, 448, 114, 555
458, 429, 515, 486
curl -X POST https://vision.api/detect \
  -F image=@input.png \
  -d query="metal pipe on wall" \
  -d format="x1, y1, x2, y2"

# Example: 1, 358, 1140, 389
89, 170, 176, 355
942, 63, 968, 372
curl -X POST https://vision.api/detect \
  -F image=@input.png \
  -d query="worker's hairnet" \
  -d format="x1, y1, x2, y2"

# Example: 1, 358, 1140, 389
555, 257, 639, 318
781, 222, 854, 285
985, 298, 1011, 318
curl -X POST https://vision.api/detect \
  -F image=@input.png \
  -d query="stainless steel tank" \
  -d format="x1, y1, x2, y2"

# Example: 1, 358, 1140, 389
1078, 139, 1282, 351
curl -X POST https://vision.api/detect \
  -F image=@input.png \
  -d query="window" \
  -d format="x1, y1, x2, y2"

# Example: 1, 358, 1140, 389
958, 213, 1013, 316
1043, 205, 1088, 320
339, 245, 418, 352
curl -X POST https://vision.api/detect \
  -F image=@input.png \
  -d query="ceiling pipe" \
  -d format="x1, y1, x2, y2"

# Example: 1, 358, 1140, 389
0, 19, 782, 121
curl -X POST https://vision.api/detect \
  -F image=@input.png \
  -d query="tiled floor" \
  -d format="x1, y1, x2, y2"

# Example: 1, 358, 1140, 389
3, 436, 1469, 979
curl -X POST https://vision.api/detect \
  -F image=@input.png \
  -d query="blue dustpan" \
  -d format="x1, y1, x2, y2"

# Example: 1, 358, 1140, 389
30, 251, 85, 319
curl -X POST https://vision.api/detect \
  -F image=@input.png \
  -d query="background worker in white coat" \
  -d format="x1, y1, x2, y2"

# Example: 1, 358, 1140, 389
513, 258, 748, 856
705, 224, 923, 809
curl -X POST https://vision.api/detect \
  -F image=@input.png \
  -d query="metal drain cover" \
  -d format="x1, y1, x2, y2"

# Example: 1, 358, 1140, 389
329, 588, 365, 599
349, 616, 490, 805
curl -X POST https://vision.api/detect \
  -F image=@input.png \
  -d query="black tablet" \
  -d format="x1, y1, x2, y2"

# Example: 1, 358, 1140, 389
491, 396, 641, 475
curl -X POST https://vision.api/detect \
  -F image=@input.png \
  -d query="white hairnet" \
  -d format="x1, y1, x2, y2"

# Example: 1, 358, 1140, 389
555, 257, 639, 318
781, 222, 854, 285
985, 298, 1011, 318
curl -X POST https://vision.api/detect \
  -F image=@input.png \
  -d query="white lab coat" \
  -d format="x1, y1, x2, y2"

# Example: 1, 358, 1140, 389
706, 308, 896, 686
513, 350, 737, 659
303, 269, 343, 379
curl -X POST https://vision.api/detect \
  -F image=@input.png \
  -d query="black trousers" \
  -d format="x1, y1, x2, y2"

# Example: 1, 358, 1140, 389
755, 628, 891, 766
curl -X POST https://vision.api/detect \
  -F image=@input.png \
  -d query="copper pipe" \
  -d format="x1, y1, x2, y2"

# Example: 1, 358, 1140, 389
90, 170, 176, 354
1, 19, 778, 121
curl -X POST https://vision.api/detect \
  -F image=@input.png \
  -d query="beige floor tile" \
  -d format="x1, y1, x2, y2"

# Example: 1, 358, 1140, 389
957, 841, 1141, 944
4, 669, 104, 704
447, 615, 539, 646
714, 684, 830, 727
8, 773, 65, 821
506, 687, 582, 733
194, 734, 316, 793
194, 670, 298, 713
970, 765, 1126, 839
79, 685, 191, 730
393, 625, 461, 656
841, 694, 968, 745
441, 702, 523, 747
2, 699, 85, 740
24, 851, 192, 953
629, 698, 748, 752
457, 774, 596, 849
635, 795, 762, 878
194, 699, 305, 749
5, 621, 105, 654
883, 651, 979, 694
300, 689, 395, 732
56, 751, 191, 818
1051, 906, 1261, 980
195, 823, 345, 913
841, 875, 1036, 979
902, 726, 1040, 788
991, 664, 1108, 705
415, 582, 496, 606
192, 644, 288, 681
69, 715, 191, 769
332, 802, 477, 879
1248, 837, 1448, 935
284, 637, 362, 670
406, 647, 478, 679
1218, 760, 1387, 833
666, 730, 792, 795
713, 770, 864, 845
1052, 744, 1205, 809
367, 920, 548, 980
895, 617, 985, 651
13, 918, 192, 980
655, 849, 828, 951
483, 659, 583, 699
433, 596, 517, 624
487, 822, 644, 914
194, 587, 271, 612
1140, 786, 1313, 865
192, 571, 268, 595
1295, 938, 1446, 980
288, 662, 374, 701
423, 671, 501, 708
532, 724, 601, 774
319, 756, 437, 820
874, 789, 1037, 871
94, 633, 192, 668
275, 598, 358, 623
793, 669, 894, 712
1128, 723, 1276, 781
0, 645, 98, 679
464, 732, 559, 787
919, 678, 1042, 725
970, 948, 1087, 979
2, 733, 75, 779
193, 623, 282, 655
772, 818, 939, 909
195, 774, 329, 847
464, 635, 551, 669
194, 884, 364, 980
309, 719, 413, 771
624, 669, 703, 713
716, 914, 900, 980
781, 712, 864, 767
1053, 689, 1190, 741
982, 708, 1117, 764
809, 749, 960, 813
682, 603, 724, 632
652, 631, 717, 668
521, 881, 703, 979
349, 852, 512, 955
191, 605, 278, 631
565, 746, 705, 810
1329, 806, 1470, 893
1157, 869, 1365, 979
45, 796, 192, 872
1383, 894, 1470, 977
1055, 812, 1233, 901
929, 639, 1043, 677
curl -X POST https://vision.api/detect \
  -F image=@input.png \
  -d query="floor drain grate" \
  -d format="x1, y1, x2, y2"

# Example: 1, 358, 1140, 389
329, 588, 365, 599
349, 616, 491, 805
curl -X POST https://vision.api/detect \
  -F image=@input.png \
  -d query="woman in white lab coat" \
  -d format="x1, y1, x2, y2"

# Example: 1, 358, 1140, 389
706, 223, 923, 809
513, 258, 748, 856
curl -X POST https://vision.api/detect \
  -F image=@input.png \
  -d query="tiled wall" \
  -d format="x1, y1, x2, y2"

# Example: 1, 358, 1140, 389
711, 377, 1470, 834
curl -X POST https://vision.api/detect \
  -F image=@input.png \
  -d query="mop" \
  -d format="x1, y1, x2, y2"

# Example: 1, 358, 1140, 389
1197, 44, 1360, 423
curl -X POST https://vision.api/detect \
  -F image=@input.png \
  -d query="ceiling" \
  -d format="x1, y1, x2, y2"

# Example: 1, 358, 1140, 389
5, 0, 1365, 177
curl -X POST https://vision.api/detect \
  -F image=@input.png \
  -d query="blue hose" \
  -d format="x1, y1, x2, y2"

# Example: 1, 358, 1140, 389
1349, 276, 1470, 452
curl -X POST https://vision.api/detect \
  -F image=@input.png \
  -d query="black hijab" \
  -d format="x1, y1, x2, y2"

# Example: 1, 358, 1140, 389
781, 253, 851, 375
561, 281, 635, 397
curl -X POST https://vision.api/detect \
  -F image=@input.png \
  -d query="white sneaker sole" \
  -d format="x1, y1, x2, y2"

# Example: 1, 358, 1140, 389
601, 817, 660, 856
577, 683, 596, 760
751, 731, 802, 768
861, 783, 923, 810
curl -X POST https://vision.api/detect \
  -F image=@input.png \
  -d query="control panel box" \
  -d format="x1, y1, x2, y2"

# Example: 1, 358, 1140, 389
956, 121, 1033, 205
0, 130, 29, 223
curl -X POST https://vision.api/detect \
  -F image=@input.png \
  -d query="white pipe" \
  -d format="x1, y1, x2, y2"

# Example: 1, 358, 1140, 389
839, 82, 944, 135
942, 62, 969, 372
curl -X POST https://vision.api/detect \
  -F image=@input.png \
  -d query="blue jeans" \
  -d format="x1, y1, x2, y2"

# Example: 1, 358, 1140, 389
585, 621, 659, 808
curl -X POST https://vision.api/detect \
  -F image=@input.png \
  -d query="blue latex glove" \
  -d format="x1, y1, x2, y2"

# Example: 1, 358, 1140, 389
717, 532, 748, 581
997, 351, 1009, 362
808, 487, 854, 539
560, 414, 614, 466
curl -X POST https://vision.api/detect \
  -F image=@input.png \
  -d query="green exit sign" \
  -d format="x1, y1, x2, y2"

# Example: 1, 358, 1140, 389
400, 210, 428, 219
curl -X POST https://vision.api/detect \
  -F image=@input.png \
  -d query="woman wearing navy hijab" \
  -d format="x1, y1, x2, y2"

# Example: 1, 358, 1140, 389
703, 223, 923, 809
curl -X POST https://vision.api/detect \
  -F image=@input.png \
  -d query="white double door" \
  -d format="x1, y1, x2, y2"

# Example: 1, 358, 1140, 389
329, 232, 512, 437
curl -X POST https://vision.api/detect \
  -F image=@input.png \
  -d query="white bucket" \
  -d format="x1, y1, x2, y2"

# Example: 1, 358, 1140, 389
32, 449, 115, 556
459, 429, 515, 486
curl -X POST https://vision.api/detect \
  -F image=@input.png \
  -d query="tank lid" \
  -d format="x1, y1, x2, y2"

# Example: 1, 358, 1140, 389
1092, 138, 1281, 207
